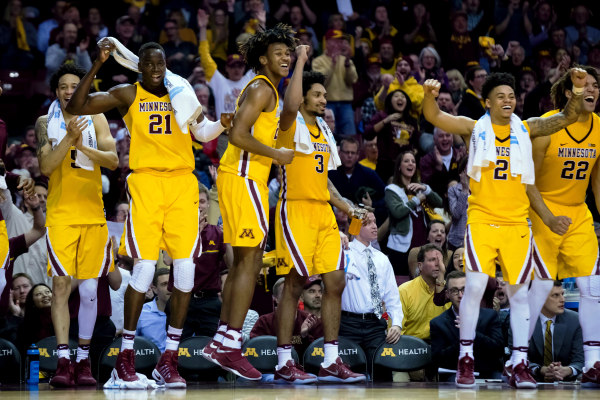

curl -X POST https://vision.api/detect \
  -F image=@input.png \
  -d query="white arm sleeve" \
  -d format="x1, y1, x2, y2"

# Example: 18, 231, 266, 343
190, 118, 226, 142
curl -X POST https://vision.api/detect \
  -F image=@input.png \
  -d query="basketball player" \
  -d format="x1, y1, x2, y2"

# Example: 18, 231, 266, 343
34, 64, 118, 387
422, 68, 587, 388
201, 25, 296, 380
526, 66, 600, 387
273, 70, 365, 383
66, 40, 228, 389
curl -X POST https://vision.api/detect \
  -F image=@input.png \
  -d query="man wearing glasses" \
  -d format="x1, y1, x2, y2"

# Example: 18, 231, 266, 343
457, 66, 488, 120
430, 270, 504, 381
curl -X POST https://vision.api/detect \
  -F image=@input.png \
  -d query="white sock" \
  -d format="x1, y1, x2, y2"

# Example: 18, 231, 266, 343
57, 344, 70, 360
527, 278, 554, 339
276, 345, 292, 369
458, 272, 488, 359
322, 340, 338, 367
76, 344, 90, 362
121, 329, 136, 350
577, 275, 600, 370
214, 322, 227, 344
508, 283, 529, 365
222, 328, 242, 349
165, 326, 183, 351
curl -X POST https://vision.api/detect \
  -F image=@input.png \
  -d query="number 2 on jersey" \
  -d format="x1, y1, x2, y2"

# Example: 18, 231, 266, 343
493, 159, 509, 180
149, 114, 172, 134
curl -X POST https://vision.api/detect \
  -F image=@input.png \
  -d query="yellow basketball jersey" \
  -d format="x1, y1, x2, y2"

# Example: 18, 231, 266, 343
536, 110, 600, 206
277, 119, 330, 201
467, 123, 531, 225
219, 75, 279, 186
122, 82, 194, 173
46, 141, 105, 226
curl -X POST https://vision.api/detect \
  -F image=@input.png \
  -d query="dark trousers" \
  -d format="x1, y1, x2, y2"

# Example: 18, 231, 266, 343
165, 295, 221, 340
339, 314, 388, 380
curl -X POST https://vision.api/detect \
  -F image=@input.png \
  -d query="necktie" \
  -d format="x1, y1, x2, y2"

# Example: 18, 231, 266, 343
365, 248, 384, 319
543, 319, 553, 366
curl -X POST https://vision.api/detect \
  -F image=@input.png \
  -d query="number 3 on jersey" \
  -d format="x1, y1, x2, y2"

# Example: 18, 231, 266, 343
315, 154, 324, 173
149, 114, 172, 134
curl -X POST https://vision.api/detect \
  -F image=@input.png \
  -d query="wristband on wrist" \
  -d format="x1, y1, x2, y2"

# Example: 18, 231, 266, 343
31, 206, 40, 211
572, 86, 584, 95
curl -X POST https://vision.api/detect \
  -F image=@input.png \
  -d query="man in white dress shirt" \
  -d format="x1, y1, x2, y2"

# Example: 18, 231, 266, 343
341, 212, 403, 378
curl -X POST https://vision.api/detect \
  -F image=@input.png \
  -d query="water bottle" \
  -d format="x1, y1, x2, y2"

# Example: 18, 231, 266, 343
26, 344, 40, 385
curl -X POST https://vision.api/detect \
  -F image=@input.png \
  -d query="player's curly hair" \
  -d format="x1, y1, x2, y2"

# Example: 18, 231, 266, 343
50, 62, 87, 92
239, 24, 298, 73
481, 72, 515, 101
551, 65, 599, 110
302, 71, 325, 97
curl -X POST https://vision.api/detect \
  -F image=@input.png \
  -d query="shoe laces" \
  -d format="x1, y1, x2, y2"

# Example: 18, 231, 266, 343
79, 359, 92, 374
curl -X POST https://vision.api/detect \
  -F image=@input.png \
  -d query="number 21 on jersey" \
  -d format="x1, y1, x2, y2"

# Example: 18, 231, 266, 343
149, 114, 172, 135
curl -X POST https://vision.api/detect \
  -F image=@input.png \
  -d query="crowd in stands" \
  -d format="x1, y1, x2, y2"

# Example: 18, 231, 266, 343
0, 0, 599, 382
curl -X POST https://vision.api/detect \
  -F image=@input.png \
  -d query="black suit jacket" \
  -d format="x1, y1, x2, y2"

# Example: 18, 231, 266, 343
528, 309, 584, 380
430, 307, 504, 377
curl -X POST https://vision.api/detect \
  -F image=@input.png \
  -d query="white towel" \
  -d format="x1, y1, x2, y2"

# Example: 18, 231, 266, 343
100, 37, 202, 133
467, 111, 534, 184
47, 99, 96, 171
292, 112, 341, 170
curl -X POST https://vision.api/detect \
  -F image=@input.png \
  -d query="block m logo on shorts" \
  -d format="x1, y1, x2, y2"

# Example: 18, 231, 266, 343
239, 229, 255, 239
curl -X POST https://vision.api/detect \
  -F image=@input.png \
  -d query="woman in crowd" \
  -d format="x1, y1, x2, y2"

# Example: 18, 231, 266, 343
365, 90, 420, 182
385, 151, 443, 275
446, 68, 466, 106
18, 284, 54, 351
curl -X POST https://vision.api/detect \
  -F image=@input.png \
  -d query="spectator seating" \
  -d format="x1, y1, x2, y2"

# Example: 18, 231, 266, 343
0, 338, 21, 383
372, 335, 431, 378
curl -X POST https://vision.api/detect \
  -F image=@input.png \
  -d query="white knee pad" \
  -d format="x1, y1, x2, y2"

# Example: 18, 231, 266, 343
577, 275, 600, 298
78, 278, 98, 302
129, 259, 157, 293
173, 258, 195, 293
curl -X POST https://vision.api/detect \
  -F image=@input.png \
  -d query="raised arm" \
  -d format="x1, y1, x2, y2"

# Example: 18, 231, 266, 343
66, 39, 135, 116
229, 81, 294, 165
76, 113, 119, 170
526, 68, 587, 138
526, 135, 571, 235
423, 79, 475, 139
279, 45, 309, 132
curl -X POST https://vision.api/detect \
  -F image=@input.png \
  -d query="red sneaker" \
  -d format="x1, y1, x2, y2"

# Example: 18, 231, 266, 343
582, 361, 600, 388
509, 360, 536, 388
317, 357, 366, 383
201, 340, 220, 362
152, 349, 186, 388
455, 354, 476, 388
112, 349, 139, 382
74, 358, 97, 386
211, 345, 262, 380
50, 357, 74, 388
274, 360, 317, 384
